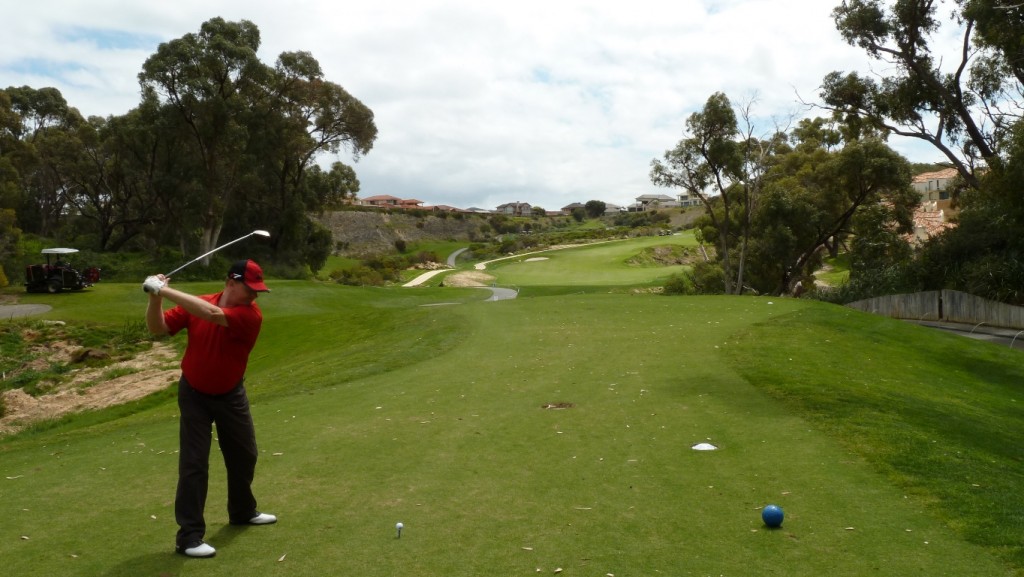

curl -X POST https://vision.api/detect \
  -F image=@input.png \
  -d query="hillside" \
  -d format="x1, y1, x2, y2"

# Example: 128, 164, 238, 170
314, 210, 486, 256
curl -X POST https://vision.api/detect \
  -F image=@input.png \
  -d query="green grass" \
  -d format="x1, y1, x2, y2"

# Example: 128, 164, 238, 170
0, 239, 1021, 576
817, 253, 851, 286
723, 305, 1024, 566
484, 233, 699, 292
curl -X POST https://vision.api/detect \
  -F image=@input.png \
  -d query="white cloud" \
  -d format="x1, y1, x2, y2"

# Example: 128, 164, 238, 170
2, 0, 948, 211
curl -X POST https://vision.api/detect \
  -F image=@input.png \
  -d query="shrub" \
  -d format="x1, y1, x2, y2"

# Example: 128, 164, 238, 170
663, 272, 694, 295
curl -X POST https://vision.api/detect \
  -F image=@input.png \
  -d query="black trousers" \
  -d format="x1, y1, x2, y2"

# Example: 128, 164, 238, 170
175, 376, 259, 547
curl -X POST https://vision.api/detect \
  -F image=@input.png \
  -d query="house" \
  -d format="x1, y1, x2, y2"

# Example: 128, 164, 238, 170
908, 168, 960, 243
560, 202, 585, 214
912, 168, 958, 202
909, 201, 956, 245
632, 194, 676, 211
398, 198, 425, 209
361, 195, 402, 208
603, 203, 626, 215
496, 202, 533, 216
676, 192, 701, 208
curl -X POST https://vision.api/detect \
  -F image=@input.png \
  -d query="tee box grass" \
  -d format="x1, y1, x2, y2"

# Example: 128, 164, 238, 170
1, 238, 1022, 576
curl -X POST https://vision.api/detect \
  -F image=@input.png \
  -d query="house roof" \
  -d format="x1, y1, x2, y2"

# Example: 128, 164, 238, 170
912, 168, 958, 183
909, 204, 956, 243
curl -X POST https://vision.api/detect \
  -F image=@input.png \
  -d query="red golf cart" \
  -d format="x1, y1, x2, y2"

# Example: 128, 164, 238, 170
24, 248, 101, 293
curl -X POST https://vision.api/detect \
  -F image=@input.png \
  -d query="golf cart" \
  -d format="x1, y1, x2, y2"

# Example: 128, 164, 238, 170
24, 248, 101, 293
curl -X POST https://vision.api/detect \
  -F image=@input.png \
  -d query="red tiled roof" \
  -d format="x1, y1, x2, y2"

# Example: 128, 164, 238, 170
912, 168, 958, 183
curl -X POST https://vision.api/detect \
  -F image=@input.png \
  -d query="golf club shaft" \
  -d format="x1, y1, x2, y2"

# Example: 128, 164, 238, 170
165, 231, 263, 277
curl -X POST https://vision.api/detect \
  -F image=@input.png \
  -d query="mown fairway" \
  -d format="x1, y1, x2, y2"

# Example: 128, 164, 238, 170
481, 233, 699, 291
1, 237, 1022, 576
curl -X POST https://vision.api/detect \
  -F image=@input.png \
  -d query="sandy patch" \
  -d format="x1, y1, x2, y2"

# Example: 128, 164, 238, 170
524, 257, 549, 262
443, 271, 496, 287
0, 342, 180, 436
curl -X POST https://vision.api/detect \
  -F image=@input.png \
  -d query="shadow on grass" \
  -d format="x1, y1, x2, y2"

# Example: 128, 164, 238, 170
100, 524, 247, 577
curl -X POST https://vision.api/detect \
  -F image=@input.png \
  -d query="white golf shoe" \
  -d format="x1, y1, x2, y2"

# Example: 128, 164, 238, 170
246, 512, 277, 525
177, 540, 216, 558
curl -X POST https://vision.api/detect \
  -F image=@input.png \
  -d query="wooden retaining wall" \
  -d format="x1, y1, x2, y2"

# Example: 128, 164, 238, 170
847, 290, 1024, 329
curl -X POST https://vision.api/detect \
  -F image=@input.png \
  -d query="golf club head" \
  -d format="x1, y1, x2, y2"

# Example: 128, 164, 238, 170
253, 230, 270, 237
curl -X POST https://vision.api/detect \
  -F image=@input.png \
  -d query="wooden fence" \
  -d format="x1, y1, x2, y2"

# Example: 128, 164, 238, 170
847, 290, 1024, 330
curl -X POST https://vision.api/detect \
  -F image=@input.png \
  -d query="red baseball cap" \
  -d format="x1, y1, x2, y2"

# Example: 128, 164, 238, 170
228, 259, 270, 292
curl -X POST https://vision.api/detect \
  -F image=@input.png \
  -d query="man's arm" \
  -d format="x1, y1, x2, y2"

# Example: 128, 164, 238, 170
145, 276, 228, 335
146, 292, 170, 336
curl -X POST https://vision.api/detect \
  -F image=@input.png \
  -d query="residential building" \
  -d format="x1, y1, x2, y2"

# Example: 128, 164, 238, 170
912, 168, 958, 202
496, 202, 533, 216
677, 191, 701, 207
631, 194, 676, 211
909, 168, 960, 244
360, 194, 403, 207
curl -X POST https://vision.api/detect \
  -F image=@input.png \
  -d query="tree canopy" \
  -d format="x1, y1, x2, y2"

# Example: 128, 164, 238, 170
821, 0, 1024, 189
0, 17, 376, 276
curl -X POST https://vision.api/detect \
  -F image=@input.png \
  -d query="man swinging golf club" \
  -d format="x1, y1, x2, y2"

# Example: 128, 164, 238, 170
145, 259, 276, 558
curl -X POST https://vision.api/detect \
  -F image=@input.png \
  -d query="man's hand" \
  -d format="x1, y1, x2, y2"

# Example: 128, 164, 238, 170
142, 275, 166, 295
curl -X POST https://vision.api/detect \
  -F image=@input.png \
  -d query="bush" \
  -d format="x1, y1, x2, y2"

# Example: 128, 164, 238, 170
663, 272, 694, 295
329, 265, 386, 286
690, 261, 726, 294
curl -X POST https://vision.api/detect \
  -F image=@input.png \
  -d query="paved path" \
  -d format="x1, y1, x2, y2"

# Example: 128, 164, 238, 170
402, 268, 450, 287
447, 247, 469, 267
404, 247, 518, 301
0, 304, 52, 320
912, 320, 1024, 350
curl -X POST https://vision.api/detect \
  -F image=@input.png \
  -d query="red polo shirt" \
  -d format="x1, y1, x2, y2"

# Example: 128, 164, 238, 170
164, 292, 263, 395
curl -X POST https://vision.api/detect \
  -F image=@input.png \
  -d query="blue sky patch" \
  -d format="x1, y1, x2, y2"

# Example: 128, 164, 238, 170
5, 58, 88, 79
62, 26, 160, 51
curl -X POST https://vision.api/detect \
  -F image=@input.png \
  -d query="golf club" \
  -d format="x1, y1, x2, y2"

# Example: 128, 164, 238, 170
165, 229, 271, 277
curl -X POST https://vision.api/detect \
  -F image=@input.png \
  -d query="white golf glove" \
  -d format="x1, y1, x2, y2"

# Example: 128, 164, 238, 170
142, 275, 166, 295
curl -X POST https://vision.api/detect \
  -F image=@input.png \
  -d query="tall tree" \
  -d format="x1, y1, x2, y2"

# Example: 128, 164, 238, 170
747, 119, 918, 295
138, 18, 376, 269
138, 18, 267, 261
650, 93, 777, 294
821, 0, 1024, 189
3, 86, 85, 237
242, 49, 376, 259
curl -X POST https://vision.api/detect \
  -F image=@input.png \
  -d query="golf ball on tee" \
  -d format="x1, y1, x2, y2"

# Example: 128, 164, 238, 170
396, 522, 403, 530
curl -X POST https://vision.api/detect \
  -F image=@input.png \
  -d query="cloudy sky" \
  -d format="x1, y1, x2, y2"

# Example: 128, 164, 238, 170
3, 0, 946, 211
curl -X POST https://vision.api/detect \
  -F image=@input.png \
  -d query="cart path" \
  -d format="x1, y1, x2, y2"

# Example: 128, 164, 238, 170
0, 304, 52, 319
404, 247, 518, 301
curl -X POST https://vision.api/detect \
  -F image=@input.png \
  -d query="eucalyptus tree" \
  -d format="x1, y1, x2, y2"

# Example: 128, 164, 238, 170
2, 86, 84, 237
821, 0, 1024, 187
746, 119, 918, 295
0, 91, 22, 210
650, 92, 779, 294
242, 49, 376, 264
62, 94, 187, 252
138, 18, 268, 261
138, 18, 376, 268
822, 0, 1024, 303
